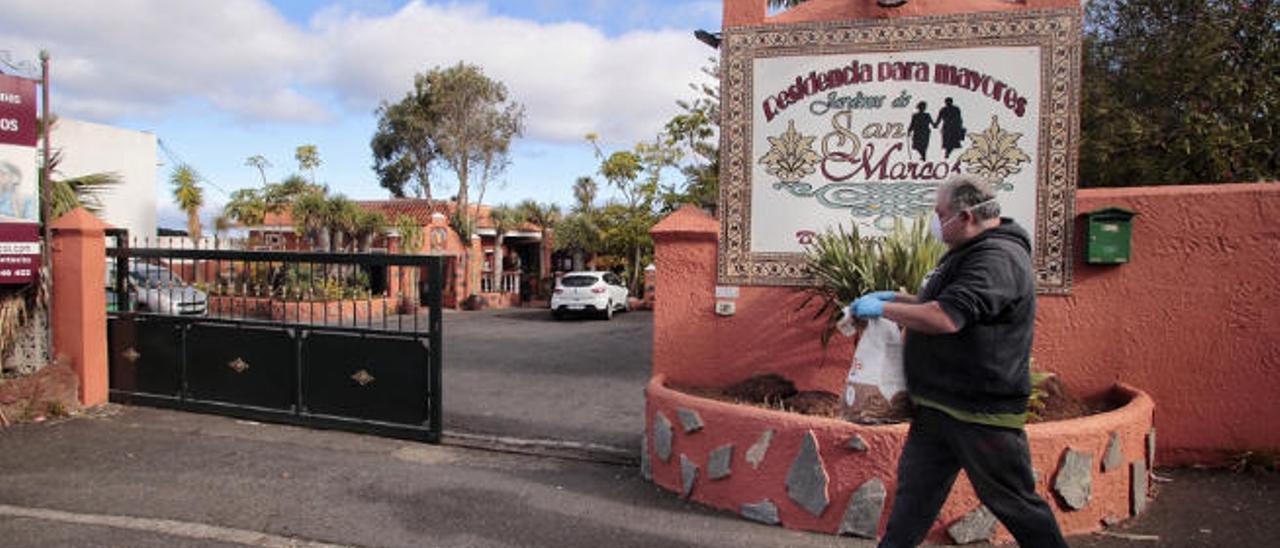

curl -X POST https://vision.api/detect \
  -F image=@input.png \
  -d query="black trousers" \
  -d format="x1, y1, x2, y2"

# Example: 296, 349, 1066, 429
878, 406, 1068, 548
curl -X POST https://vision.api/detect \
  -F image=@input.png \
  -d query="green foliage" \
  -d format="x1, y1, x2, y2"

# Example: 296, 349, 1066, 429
244, 155, 271, 185
371, 62, 525, 210
662, 57, 721, 213
223, 188, 267, 227
295, 144, 321, 184
169, 164, 204, 240
394, 214, 424, 253
802, 217, 945, 345
1081, 0, 1280, 186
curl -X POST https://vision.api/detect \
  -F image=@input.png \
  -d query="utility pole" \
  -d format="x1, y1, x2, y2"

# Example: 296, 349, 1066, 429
39, 50, 53, 357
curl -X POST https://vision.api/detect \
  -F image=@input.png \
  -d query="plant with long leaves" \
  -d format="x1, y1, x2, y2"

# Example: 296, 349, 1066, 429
801, 216, 944, 346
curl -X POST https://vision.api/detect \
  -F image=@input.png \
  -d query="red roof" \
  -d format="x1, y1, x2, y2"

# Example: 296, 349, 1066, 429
261, 199, 539, 232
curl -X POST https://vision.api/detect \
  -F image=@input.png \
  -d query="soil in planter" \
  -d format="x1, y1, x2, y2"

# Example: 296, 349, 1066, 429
670, 373, 1117, 423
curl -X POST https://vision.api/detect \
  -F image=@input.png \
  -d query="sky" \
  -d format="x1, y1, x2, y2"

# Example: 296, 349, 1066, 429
0, 0, 723, 230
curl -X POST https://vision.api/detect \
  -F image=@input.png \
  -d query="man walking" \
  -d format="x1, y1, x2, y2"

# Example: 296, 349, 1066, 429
848, 175, 1068, 547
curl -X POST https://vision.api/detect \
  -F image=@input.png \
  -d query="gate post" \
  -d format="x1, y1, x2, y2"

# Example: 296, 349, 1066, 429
50, 208, 111, 407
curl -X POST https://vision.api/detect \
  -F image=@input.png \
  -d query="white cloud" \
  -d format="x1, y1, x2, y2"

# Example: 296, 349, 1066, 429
1, 0, 713, 143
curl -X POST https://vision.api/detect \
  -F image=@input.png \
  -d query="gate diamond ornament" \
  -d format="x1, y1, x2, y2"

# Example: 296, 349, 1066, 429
227, 358, 250, 373
351, 369, 376, 386
121, 348, 141, 363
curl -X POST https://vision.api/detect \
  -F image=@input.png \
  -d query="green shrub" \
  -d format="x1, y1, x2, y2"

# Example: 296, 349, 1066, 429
801, 216, 945, 345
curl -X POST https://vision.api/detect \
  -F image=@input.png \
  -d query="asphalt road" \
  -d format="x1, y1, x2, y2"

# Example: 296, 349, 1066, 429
440, 307, 652, 452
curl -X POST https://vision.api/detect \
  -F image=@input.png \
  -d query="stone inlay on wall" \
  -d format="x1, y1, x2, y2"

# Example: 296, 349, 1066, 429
948, 506, 997, 545
1131, 460, 1148, 516
741, 500, 780, 525
1054, 448, 1094, 510
654, 413, 673, 462
1146, 428, 1157, 470
1102, 431, 1124, 472
681, 454, 698, 498
838, 478, 886, 539
845, 434, 868, 452
677, 407, 704, 433
746, 429, 773, 469
709, 444, 734, 480
786, 430, 830, 517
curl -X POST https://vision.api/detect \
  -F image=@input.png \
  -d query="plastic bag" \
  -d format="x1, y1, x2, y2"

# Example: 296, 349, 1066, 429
842, 316, 910, 422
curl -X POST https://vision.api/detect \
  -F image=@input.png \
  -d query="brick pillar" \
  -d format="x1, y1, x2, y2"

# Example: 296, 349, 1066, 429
50, 208, 111, 407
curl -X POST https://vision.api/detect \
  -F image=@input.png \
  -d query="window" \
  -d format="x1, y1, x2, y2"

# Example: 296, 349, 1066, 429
560, 275, 599, 288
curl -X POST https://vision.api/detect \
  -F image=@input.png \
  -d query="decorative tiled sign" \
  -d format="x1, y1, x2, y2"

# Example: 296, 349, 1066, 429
718, 8, 1081, 293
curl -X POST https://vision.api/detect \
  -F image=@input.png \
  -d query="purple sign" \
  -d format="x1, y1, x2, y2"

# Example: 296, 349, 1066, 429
0, 74, 38, 148
0, 222, 39, 284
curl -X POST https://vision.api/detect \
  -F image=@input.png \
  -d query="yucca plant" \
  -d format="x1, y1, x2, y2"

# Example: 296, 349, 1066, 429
801, 216, 945, 346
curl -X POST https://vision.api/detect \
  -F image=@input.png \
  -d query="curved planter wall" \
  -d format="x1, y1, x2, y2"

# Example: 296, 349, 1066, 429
644, 375, 1155, 544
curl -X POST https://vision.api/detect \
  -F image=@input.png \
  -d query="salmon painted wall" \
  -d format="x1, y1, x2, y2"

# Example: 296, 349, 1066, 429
1036, 183, 1280, 464
652, 184, 1280, 465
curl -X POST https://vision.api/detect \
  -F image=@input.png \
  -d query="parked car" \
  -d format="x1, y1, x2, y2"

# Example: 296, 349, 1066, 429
550, 271, 630, 320
106, 260, 208, 316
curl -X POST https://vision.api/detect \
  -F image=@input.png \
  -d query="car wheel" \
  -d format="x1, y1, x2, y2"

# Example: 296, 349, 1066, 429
552, 309, 563, 321
602, 301, 614, 320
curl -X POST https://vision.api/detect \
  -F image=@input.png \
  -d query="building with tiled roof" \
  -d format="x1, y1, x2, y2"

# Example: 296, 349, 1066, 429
247, 199, 549, 310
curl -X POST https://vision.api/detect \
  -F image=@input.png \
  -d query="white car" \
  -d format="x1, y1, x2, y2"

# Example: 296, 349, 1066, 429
550, 271, 630, 320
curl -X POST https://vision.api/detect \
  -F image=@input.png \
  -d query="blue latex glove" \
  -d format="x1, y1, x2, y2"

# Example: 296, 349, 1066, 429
867, 290, 896, 302
848, 295, 885, 319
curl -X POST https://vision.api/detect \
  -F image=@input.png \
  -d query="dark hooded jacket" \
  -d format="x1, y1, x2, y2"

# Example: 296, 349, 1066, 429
904, 218, 1035, 415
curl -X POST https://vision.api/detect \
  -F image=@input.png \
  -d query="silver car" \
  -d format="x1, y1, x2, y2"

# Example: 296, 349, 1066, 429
106, 260, 208, 316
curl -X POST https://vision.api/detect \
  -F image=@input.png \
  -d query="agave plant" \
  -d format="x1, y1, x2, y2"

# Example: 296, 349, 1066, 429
801, 216, 945, 345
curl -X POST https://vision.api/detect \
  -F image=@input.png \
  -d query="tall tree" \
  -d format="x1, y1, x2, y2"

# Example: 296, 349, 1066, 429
371, 87, 437, 200
244, 155, 272, 186
1081, 0, 1280, 186
295, 145, 321, 185
291, 189, 332, 252
372, 62, 524, 238
170, 164, 204, 241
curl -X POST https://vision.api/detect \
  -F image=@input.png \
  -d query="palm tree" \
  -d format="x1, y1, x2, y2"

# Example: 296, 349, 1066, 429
488, 205, 523, 293
291, 190, 331, 251
170, 164, 204, 241
223, 188, 267, 227
324, 195, 358, 252
393, 214, 424, 312
555, 213, 603, 272
352, 209, 388, 252
517, 200, 561, 297
571, 176, 598, 215
244, 155, 272, 185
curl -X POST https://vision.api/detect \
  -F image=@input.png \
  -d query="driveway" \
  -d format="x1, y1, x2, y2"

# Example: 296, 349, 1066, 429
440, 307, 652, 452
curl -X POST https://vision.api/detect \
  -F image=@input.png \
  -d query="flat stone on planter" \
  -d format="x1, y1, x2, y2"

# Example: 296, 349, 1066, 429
1103, 431, 1124, 472
838, 478, 886, 539
677, 407, 704, 433
786, 430, 830, 517
681, 454, 698, 498
948, 506, 997, 544
746, 429, 773, 469
1132, 460, 1148, 516
740, 500, 780, 526
1054, 448, 1094, 510
654, 413, 673, 462
845, 434, 868, 452
708, 444, 733, 480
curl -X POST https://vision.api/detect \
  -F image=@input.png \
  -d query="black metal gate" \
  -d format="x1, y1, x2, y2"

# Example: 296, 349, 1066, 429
106, 232, 444, 442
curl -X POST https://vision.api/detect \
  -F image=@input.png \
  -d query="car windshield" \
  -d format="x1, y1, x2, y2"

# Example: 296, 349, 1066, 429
560, 275, 599, 287
135, 267, 183, 285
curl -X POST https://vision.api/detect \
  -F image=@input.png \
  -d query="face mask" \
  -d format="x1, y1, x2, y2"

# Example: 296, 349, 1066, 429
930, 198, 999, 242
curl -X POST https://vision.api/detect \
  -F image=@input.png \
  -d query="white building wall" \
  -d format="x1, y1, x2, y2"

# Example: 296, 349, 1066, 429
51, 118, 157, 238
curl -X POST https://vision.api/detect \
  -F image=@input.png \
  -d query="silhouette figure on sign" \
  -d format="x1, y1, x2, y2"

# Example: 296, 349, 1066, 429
908, 102, 935, 161
936, 97, 966, 159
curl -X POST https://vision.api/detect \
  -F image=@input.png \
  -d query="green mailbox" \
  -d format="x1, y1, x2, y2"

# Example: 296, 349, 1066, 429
1084, 207, 1136, 264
